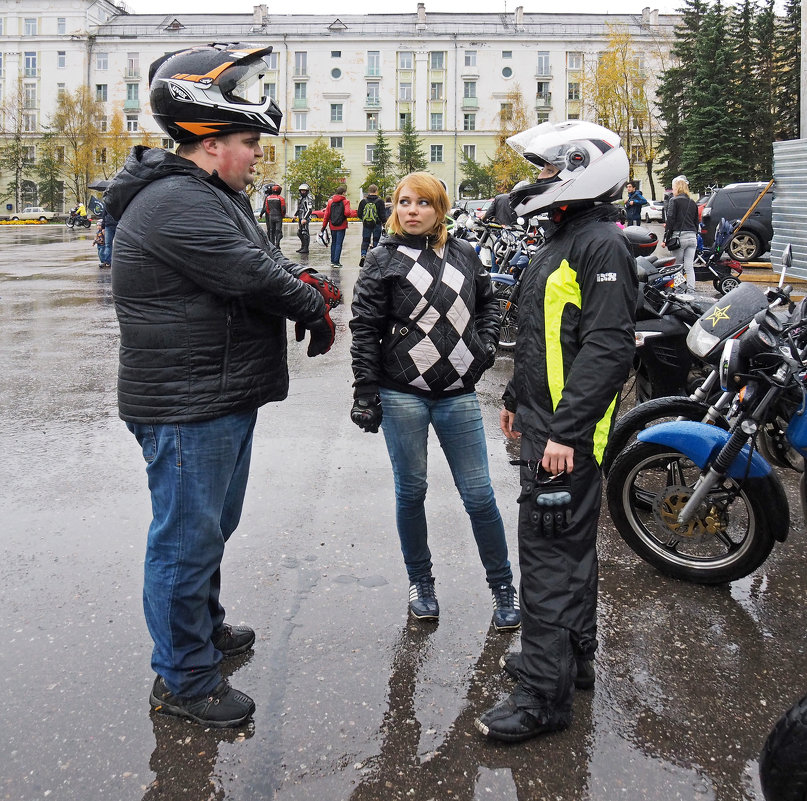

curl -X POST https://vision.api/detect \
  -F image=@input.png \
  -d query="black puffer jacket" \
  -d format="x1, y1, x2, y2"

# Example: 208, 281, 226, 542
106, 146, 325, 424
350, 232, 500, 399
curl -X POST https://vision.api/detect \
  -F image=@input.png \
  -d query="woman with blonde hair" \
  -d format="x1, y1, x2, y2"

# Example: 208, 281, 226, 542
349, 171, 520, 630
664, 174, 700, 292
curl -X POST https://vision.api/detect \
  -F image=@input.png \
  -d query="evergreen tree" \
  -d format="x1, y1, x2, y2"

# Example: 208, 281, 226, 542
751, 0, 777, 177
365, 129, 397, 196
657, 0, 709, 186
680, 0, 740, 189
397, 119, 427, 175
774, 0, 801, 141
35, 131, 64, 211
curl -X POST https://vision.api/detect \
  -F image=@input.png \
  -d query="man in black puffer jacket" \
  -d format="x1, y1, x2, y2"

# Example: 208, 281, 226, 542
106, 43, 341, 729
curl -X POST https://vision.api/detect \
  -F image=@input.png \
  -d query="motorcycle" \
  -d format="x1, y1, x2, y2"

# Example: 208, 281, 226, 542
66, 207, 91, 228
606, 246, 805, 584
759, 693, 807, 800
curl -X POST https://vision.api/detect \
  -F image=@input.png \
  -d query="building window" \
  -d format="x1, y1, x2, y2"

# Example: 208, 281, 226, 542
263, 82, 276, 100
502, 67, 513, 78
330, 104, 343, 123
24, 52, 37, 77
537, 51, 551, 75
367, 50, 380, 76
463, 81, 476, 99
293, 112, 307, 130
464, 50, 477, 67
294, 51, 307, 76
266, 144, 276, 162
96, 52, 108, 70
399, 112, 412, 128
568, 81, 580, 100
294, 145, 307, 160
463, 144, 476, 161
430, 112, 443, 131
57, 83, 65, 98
127, 52, 139, 77
96, 84, 107, 102
366, 112, 379, 131
126, 115, 138, 132
265, 52, 278, 70
536, 110, 550, 124
331, 50, 341, 58
294, 82, 307, 102
24, 18, 37, 36
24, 146, 36, 163
430, 82, 443, 101
500, 103, 514, 122
23, 83, 36, 108
161, 138, 175, 150
430, 51, 445, 70
330, 136, 343, 148
57, 17, 66, 34
399, 82, 412, 101
430, 145, 443, 162
126, 84, 139, 102
331, 68, 342, 79
568, 112, 580, 120
463, 113, 476, 131
99, 116, 108, 132
57, 51, 66, 69
55, 146, 65, 163
398, 51, 412, 70
567, 52, 583, 70
366, 144, 377, 163
503, 50, 513, 59
96, 148, 107, 164
23, 113, 37, 132
367, 82, 380, 105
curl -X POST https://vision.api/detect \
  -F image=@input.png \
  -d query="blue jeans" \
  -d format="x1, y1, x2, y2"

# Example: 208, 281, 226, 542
102, 225, 116, 265
127, 409, 257, 697
379, 388, 512, 587
361, 224, 383, 256
330, 227, 346, 264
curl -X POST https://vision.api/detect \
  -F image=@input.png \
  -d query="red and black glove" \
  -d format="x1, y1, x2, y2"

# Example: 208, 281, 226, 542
295, 310, 335, 357
299, 271, 342, 309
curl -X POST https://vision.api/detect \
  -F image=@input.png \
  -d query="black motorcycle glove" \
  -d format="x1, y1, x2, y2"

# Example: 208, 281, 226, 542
483, 341, 497, 369
351, 394, 382, 433
517, 466, 572, 538
295, 310, 335, 357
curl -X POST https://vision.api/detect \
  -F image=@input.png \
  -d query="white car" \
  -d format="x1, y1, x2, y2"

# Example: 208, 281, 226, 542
10, 206, 56, 221
643, 199, 665, 222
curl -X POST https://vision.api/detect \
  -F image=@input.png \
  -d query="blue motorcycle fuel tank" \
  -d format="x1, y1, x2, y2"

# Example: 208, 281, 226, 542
637, 421, 772, 478
786, 407, 807, 457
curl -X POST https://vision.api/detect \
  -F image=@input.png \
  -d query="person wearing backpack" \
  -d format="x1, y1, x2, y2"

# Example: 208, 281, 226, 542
261, 184, 286, 248
357, 184, 387, 267
321, 184, 352, 267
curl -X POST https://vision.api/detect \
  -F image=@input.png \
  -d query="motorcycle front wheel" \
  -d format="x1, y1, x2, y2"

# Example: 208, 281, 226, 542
606, 441, 777, 583
494, 284, 519, 350
65, 218, 75, 228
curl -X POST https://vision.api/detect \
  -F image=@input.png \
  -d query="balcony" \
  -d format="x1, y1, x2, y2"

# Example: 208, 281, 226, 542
292, 98, 308, 109
535, 92, 552, 107
365, 97, 381, 107
124, 70, 140, 82
462, 96, 478, 110
123, 99, 141, 111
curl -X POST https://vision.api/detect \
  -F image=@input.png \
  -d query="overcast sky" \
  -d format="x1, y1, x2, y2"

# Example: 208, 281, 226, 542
126, 0, 683, 16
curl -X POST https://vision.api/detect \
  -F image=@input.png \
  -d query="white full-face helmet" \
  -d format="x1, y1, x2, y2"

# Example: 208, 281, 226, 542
507, 120, 629, 217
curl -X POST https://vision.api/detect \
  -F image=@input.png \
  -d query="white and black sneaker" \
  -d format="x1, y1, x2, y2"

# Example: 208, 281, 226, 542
408, 577, 439, 620
491, 584, 521, 631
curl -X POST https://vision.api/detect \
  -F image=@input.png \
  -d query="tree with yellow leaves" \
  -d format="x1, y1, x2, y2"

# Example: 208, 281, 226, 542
491, 87, 538, 194
583, 26, 662, 199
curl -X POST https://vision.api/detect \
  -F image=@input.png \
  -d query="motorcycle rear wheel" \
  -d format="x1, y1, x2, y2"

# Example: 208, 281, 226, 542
606, 440, 777, 584
494, 285, 519, 350
759, 693, 807, 801
602, 396, 728, 476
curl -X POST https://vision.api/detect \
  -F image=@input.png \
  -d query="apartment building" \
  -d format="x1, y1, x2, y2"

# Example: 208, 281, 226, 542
0, 1, 675, 210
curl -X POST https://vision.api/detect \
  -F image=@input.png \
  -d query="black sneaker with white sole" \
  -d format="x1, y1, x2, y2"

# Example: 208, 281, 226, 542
408, 577, 439, 620
149, 676, 255, 728
491, 584, 521, 631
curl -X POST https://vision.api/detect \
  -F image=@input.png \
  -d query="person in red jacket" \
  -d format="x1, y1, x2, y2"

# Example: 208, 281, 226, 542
321, 184, 353, 267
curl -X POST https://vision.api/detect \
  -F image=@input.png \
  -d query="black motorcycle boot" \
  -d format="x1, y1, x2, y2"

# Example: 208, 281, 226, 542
499, 651, 595, 691
474, 686, 570, 743
150, 676, 255, 728
212, 624, 255, 658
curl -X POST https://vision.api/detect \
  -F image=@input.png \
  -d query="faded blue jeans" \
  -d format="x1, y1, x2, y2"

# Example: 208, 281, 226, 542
127, 409, 257, 697
379, 388, 512, 588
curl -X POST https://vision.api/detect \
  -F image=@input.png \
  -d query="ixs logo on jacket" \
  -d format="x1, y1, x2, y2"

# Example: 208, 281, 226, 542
596, 272, 618, 282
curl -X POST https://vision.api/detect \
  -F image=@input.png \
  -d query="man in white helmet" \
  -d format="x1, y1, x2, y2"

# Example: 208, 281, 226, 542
294, 183, 314, 253
474, 120, 637, 743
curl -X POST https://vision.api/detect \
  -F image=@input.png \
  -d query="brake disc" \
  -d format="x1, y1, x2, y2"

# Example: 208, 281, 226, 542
651, 486, 727, 544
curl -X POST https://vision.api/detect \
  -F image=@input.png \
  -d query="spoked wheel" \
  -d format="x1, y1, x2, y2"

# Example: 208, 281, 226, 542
714, 275, 741, 295
606, 441, 776, 583
494, 284, 519, 350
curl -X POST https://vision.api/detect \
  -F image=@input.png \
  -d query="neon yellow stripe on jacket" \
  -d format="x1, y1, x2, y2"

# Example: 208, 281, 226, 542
544, 259, 618, 464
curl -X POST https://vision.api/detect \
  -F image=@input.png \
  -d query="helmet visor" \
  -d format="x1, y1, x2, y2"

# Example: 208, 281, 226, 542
217, 50, 275, 105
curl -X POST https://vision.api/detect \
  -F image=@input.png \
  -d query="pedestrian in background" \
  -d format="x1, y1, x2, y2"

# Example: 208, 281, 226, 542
321, 184, 352, 267
349, 171, 520, 632
101, 205, 117, 269
93, 221, 106, 268
482, 191, 518, 226
261, 184, 285, 248
294, 183, 313, 254
357, 183, 387, 267
624, 181, 648, 226
664, 175, 699, 293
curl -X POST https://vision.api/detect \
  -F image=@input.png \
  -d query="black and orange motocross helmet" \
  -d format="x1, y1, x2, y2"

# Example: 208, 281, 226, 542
149, 42, 282, 143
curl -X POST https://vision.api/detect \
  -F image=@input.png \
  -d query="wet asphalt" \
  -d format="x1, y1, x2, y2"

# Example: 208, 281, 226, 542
1, 222, 805, 801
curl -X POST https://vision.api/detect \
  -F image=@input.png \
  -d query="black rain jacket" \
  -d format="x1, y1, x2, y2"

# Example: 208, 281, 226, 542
106, 146, 325, 424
